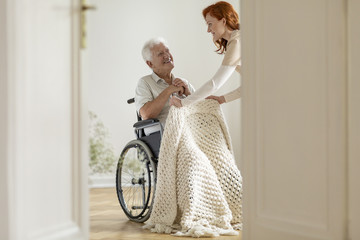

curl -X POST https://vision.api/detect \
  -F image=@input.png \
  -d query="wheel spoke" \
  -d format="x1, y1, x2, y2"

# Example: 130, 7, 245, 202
116, 141, 156, 222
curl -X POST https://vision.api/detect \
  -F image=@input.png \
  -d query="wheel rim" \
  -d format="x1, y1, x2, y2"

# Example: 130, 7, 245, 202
116, 143, 154, 220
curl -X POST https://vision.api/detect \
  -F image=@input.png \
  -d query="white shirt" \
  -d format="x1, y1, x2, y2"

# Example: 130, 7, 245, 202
135, 72, 195, 129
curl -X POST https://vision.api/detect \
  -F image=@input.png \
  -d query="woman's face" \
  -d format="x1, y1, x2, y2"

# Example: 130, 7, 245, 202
205, 13, 226, 42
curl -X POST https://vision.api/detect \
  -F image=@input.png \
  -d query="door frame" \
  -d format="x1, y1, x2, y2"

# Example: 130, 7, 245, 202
71, 0, 89, 238
0, 0, 89, 239
347, 0, 360, 239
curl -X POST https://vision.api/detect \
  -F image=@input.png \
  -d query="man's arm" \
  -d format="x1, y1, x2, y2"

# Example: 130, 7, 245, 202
139, 84, 182, 120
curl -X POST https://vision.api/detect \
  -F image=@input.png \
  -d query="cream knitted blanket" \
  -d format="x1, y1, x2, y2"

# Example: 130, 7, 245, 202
143, 100, 242, 237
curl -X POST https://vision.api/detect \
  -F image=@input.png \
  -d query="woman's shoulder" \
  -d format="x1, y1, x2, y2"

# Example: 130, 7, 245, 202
222, 30, 241, 66
225, 30, 240, 54
228, 30, 240, 45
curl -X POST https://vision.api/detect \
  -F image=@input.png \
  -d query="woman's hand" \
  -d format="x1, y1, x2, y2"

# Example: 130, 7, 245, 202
170, 96, 183, 108
206, 95, 226, 104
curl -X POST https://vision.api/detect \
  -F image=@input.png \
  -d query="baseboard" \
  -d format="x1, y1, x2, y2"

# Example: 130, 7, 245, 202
88, 174, 115, 188
30, 221, 86, 240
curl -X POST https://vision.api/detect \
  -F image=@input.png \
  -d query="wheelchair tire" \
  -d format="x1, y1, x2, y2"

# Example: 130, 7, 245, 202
116, 139, 157, 223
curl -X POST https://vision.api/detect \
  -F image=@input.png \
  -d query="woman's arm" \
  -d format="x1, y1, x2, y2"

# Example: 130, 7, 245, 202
206, 86, 241, 105
223, 86, 241, 102
206, 95, 226, 104
180, 65, 236, 107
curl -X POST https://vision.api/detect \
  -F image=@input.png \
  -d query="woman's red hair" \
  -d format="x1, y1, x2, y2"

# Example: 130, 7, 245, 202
203, 1, 240, 54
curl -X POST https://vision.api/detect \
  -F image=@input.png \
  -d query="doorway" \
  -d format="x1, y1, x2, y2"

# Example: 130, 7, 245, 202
83, 0, 242, 239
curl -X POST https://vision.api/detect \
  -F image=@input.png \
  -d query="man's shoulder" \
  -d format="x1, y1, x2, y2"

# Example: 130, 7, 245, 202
136, 74, 154, 89
135, 74, 154, 107
138, 74, 153, 83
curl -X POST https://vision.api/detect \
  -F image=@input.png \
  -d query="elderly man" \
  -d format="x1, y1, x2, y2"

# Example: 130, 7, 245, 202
135, 37, 195, 133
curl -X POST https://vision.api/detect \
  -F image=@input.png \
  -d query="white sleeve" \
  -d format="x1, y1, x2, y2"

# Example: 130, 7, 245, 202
224, 86, 241, 103
181, 65, 236, 106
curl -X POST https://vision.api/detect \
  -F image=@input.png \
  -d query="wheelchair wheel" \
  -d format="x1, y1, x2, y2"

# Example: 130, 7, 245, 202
116, 139, 157, 222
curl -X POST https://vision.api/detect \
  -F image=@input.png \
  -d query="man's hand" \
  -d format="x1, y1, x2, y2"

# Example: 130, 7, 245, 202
172, 78, 191, 96
167, 84, 184, 96
140, 84, 183, 120
170, 96, 182, 108
206, 95, 226, 104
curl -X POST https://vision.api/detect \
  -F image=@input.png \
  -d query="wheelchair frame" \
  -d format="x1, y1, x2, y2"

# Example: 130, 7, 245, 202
115, 98, 162, 222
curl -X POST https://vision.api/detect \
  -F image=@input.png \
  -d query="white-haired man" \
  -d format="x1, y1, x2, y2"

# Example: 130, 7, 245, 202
135, 38, 195, 133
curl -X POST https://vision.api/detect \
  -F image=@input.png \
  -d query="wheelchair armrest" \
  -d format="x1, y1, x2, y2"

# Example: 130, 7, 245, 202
133, 118, 160, 129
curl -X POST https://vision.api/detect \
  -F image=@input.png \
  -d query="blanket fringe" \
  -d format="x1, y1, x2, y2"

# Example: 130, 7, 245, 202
143, 221, 239, 238
143, 223, 178, 234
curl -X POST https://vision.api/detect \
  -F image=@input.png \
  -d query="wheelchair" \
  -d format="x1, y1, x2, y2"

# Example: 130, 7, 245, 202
115, 98, 162, 222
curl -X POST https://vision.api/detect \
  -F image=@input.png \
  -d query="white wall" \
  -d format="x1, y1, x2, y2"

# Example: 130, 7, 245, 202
85, 0, 242, 171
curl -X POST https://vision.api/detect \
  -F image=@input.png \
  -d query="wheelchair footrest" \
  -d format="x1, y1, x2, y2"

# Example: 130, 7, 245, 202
131, 206, 150, 210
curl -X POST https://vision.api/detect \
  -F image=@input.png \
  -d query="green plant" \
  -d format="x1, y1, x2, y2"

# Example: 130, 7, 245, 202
88, 111, 116, 175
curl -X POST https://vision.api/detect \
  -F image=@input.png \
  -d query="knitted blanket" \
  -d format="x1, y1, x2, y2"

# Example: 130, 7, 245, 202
143, 100, 242, 237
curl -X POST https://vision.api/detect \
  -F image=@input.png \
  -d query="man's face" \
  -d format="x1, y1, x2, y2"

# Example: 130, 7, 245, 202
148, 43, 174, 74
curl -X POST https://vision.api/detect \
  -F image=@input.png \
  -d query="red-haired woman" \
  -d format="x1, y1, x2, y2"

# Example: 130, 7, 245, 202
170, 1, 241, 107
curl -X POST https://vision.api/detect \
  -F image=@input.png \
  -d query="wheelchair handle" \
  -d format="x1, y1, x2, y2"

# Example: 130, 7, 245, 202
127, 98, 135, 104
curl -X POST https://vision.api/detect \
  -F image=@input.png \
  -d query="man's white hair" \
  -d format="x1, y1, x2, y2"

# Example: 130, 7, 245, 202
142, 37, 169, 62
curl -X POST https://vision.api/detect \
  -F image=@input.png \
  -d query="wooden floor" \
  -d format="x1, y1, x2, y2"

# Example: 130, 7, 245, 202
90, 188, 242, 240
